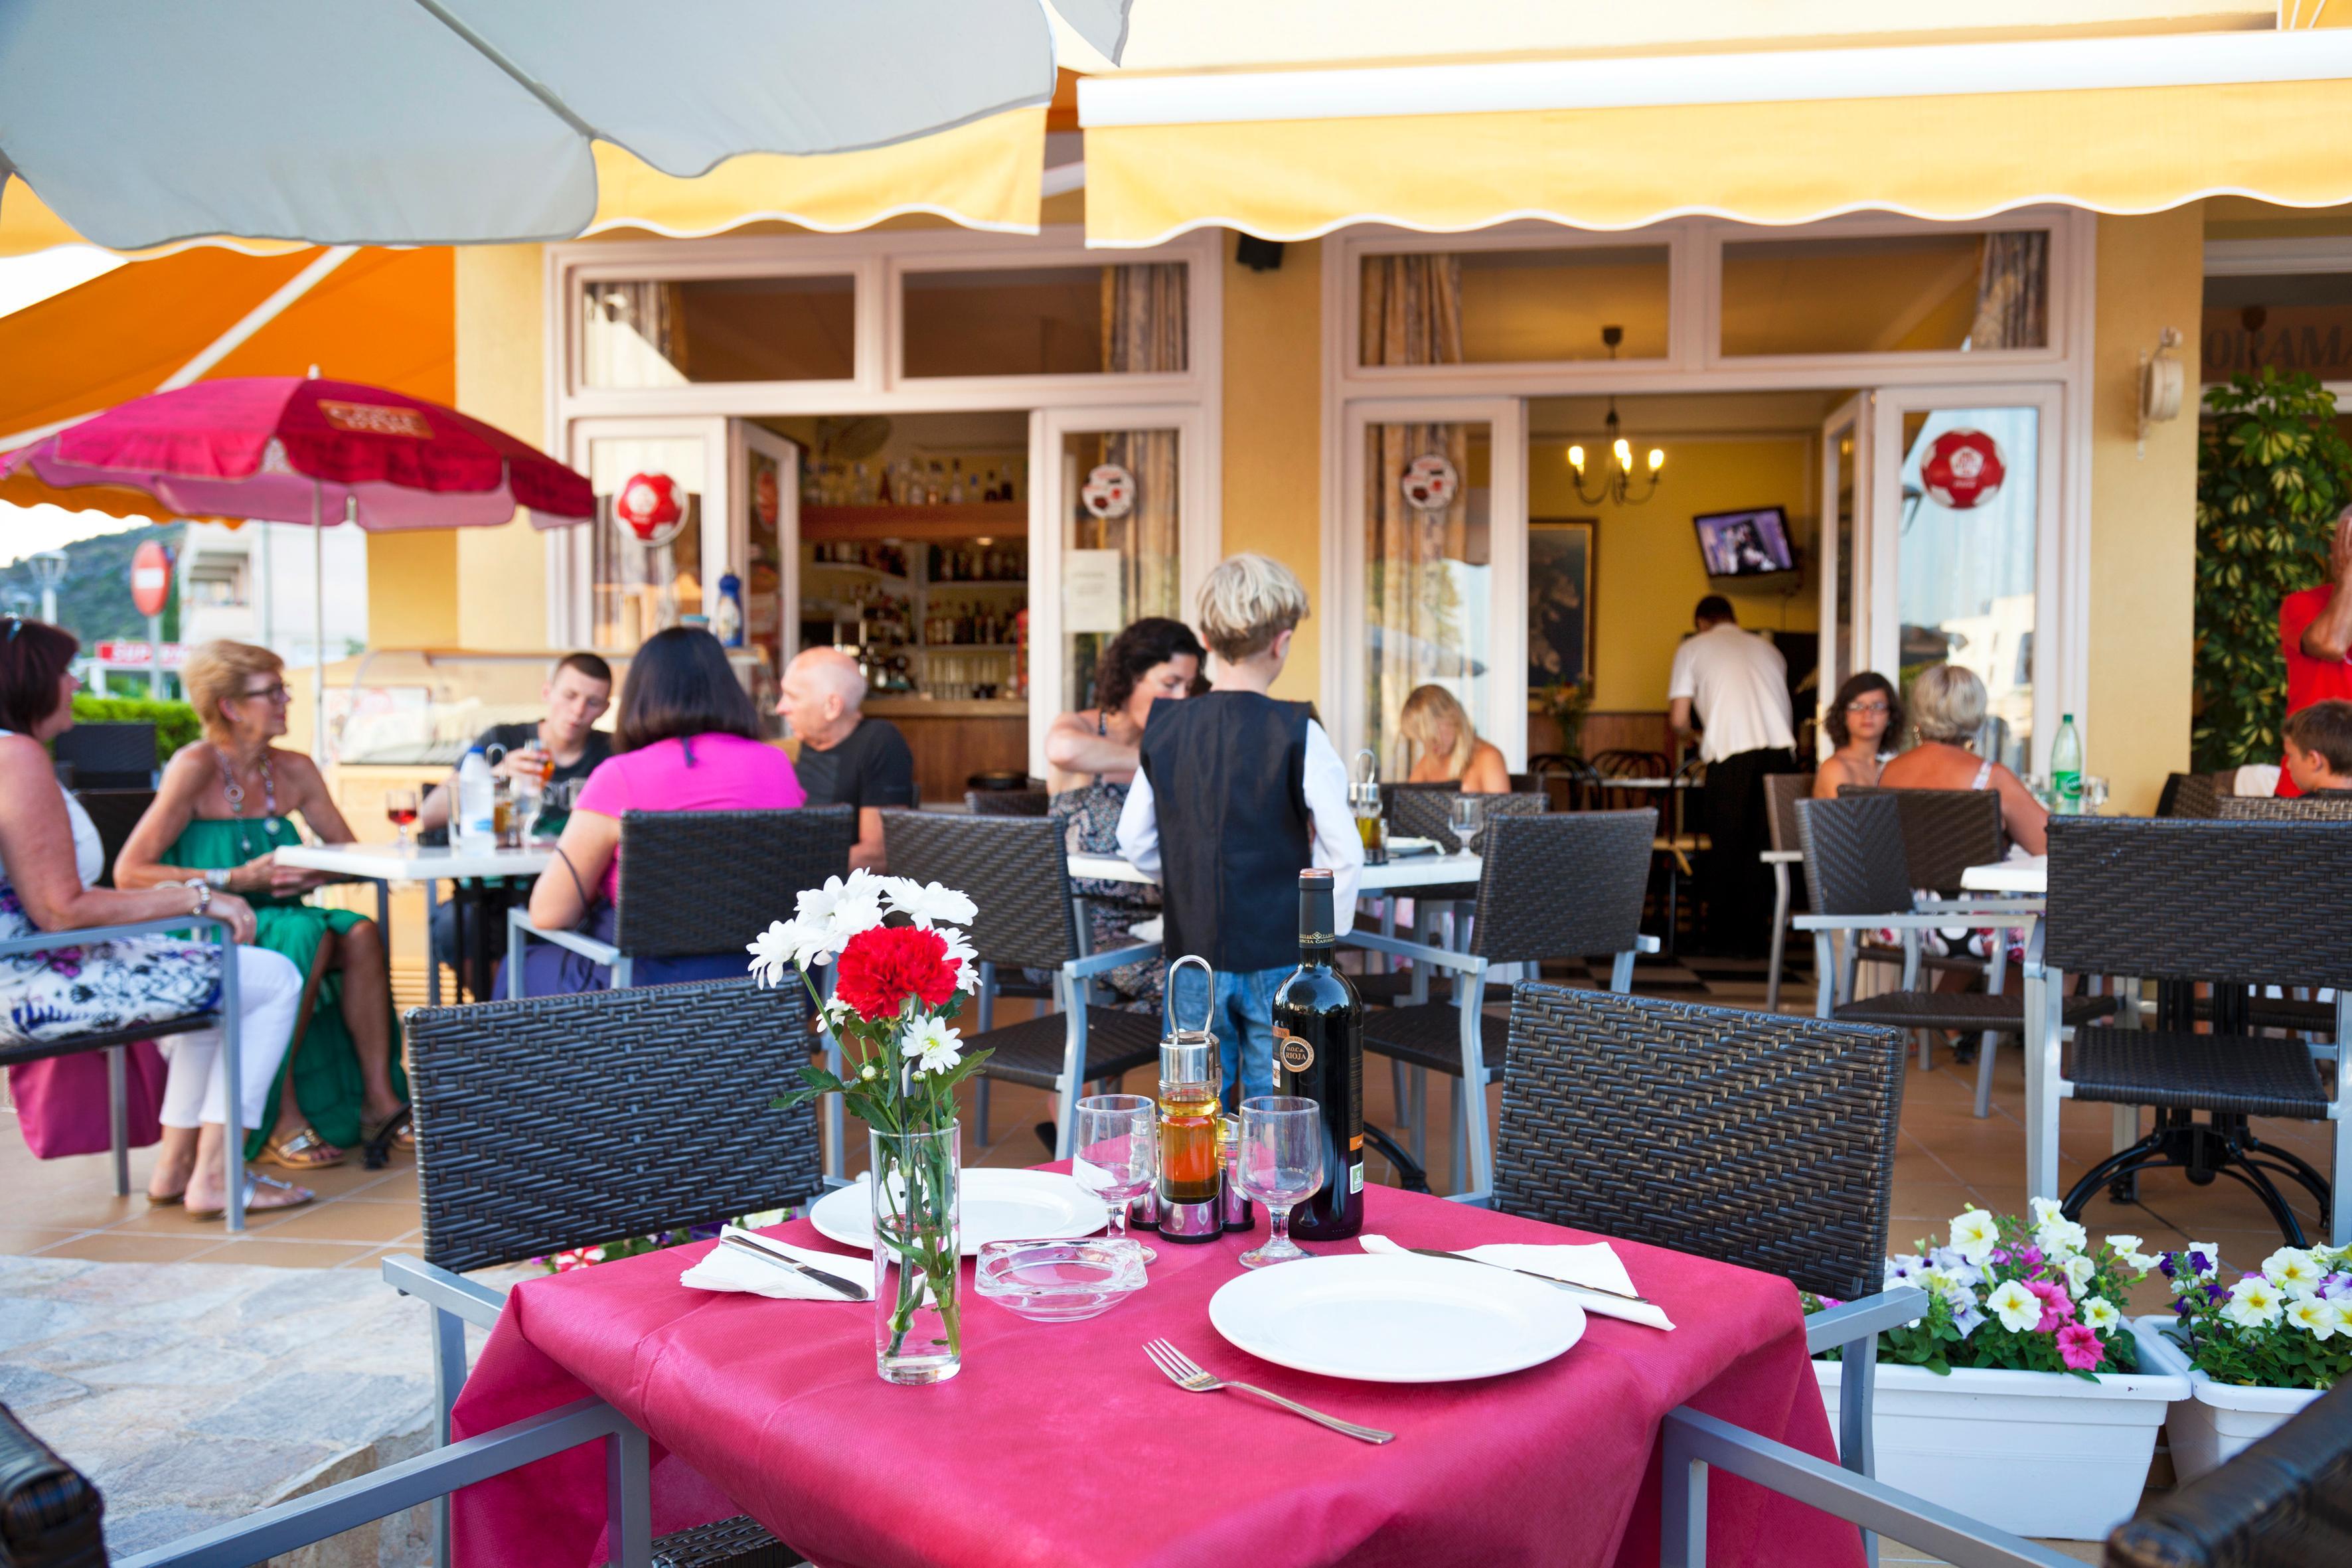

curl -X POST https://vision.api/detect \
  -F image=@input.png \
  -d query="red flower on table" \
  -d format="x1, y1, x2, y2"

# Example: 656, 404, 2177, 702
835, 925, 959, 1022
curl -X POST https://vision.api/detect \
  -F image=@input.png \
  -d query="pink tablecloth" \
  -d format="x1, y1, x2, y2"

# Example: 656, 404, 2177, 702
451, 1182, 1860, 1568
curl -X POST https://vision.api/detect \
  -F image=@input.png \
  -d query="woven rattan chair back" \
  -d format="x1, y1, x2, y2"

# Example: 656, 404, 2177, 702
1763, 772, 1813, 855
609, 806, 853, 959
2046, 819, 2352, 991
877, 811, 1078, 971
1794, 795, 1915, 917
2157, 771, 2224, 819
2217, 793, 2352, 822
2104, 1376, 2352, 1567
52, 721, 156, 787
1494, 984, 1906, 1300
1836, 786, 2004, 892
1468, 810, 1654, 965
1383, 783, 1545, 852
963, 788, 1050, 817
405, 979, 823, 1273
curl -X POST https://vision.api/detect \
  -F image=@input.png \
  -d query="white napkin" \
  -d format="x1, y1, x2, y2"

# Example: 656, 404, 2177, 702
1360, 1233, 1676, 1330
678, 1225, 869, 1302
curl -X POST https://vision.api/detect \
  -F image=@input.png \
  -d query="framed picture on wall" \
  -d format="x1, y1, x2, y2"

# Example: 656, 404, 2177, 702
1528, 518, 1596, 692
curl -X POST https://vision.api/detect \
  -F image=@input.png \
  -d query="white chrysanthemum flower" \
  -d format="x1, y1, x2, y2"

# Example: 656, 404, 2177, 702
2081, 1297, 2122, 1334
882, 878, 978, 930
904, 1016, 964, 1077
799, 871, 888, 939
2285, 1296, 2338, 1340
2059, 1253, 2097, 1297
748, 918, 832, 984
936, 925, 981, 994
2223, 1277, 2286, 1329
1949, 1208, 2000, 1266
1986, 1280, 2041, 1334
2264, 1248, 2326, 1298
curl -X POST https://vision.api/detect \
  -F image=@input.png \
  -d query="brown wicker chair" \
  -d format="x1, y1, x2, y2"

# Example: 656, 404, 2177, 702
2105, 1375, 2352, 1566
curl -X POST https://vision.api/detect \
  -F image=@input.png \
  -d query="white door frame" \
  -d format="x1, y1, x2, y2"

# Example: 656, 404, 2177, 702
728, 420, 801, 670
1867, 381, 2067, 773
1029, 402, 1216, 777
1336, 395, 1529, 771
1814, 392, 1869, 754
559, 415, 731, 650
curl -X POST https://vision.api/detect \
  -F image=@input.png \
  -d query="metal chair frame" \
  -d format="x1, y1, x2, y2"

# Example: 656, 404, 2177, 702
0, 913, 246, 1228
1761, 771, 1814, 1013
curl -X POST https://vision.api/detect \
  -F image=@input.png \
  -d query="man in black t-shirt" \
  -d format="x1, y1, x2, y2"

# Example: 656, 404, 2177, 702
779, 647, 915, 872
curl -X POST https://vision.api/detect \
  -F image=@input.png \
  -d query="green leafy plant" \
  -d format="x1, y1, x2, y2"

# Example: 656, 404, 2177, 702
69, 693, 201, 759
2159, 1243, 2352, 1391
2193, 368, 2352, 771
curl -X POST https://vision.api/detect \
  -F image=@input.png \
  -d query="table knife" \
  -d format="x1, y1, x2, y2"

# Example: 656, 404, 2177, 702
722, 1233, 870, 1300
1407, 1247, 1653, 1306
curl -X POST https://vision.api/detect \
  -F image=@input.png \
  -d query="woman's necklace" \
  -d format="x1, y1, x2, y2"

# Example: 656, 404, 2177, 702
218, 745, 280, 862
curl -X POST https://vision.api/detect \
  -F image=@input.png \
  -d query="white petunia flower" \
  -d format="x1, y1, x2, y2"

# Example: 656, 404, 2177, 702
882, 878, 977, 930
2103, 1233, 2160, 1272
2263, 1248, 2326, 1298
2029, 1196, 2065, 1226
936, 925, 981, 994
1986, 1280, 2041, 1334
904, 1016, 964, 1077
2285, 1296, 2338, 1340
1938, 1279, 1978, 1318
2223, 1277, 2286, 1330
1949, 1209, 2001, 1267
2059, 1253, 2098, 1297
2035, 1215, 2089, 1259
2188, 1243, 2222, 1281
2081, 1297, 2122, 1334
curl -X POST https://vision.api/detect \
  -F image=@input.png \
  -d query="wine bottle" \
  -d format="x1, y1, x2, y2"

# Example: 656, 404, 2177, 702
1271, 868, 1364, 1239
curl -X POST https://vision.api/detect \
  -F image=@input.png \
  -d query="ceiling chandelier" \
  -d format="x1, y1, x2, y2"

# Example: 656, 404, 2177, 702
1565, 325, 1664, 507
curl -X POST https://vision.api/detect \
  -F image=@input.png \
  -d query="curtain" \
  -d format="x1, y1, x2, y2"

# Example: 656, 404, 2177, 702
1968, 232, 2047, 352
1100, 264, 1186, 649
1360, 255, 1470, 773
582, 281, 691, 385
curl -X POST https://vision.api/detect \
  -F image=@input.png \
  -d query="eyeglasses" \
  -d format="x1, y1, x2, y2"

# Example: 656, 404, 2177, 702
1844, 700, 1891, 715
238, 682, 293, 704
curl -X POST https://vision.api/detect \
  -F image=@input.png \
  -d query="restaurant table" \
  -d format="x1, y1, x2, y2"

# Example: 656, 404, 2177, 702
449, 1179, 1860, 1568
1959, 855, 2046, 896
272, 842, 556, 1004
1067, 850, 1484, 892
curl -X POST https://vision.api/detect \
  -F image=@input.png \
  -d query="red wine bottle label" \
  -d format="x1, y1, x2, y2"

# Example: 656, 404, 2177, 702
1275, 1027, 1315, 1075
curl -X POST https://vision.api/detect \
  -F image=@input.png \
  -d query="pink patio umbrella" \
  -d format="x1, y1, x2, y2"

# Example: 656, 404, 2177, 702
0, 376, 594, 753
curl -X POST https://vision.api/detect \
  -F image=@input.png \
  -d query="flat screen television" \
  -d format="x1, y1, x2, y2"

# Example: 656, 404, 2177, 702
1693, 506, 1797, 579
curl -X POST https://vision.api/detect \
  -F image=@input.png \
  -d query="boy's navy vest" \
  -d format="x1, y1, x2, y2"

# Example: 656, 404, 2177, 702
1136, 691, 1313, 973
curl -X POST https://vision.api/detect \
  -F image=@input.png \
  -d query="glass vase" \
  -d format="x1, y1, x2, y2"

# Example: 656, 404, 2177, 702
869, 1121, 963, 1385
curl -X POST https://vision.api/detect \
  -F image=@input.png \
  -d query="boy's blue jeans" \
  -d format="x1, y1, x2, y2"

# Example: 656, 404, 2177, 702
1167, 962, 1289, 1105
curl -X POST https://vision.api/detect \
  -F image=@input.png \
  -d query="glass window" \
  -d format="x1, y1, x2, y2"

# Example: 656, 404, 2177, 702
581, 276, 854, 387
1362, 248, 1670, 366
1895, 406, 2039, 772
1364, 422, 1493, 774
903, 263, 1189, 378
2202, 272, 2352, 383
1720, 232, 2048, 357
1060, 428, 1182, 714
586, 434, 706, 652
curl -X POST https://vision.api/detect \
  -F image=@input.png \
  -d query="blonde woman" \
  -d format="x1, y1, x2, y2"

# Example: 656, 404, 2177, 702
1877, 663, 2049, 855
1398, 684, 1510, 793
118, 641, 408, 1170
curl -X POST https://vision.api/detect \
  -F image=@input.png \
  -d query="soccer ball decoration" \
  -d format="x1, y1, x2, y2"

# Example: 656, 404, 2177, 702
615, 471, 688, 547
1401, 454, 1458, 512
1920, 430, 2006, 511
1080, 463, 1135, 520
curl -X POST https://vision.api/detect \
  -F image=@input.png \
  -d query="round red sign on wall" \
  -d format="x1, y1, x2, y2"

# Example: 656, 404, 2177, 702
1919, 428, 2007, 510
615, 471, 688, 548
129, 540, 173, 617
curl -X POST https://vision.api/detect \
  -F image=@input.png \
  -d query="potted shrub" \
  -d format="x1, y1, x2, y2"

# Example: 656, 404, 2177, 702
1809, 1202, 2188, 1541
2129, 1241, 2352, 1482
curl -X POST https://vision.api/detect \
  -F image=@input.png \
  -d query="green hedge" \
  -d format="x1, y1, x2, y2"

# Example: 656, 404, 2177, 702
70, 693, 202, 759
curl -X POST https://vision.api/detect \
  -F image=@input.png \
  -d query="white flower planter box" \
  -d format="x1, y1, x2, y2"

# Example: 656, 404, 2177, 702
1814, 1354, 2187, 1541
2130, 1316, 2322, 1484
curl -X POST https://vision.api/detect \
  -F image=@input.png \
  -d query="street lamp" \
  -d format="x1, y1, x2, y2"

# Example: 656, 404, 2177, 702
29, 550, 69, 625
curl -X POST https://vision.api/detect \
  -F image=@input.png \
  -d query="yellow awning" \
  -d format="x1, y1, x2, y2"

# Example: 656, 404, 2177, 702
1081, 33, 2352, 244
0, 106, 1046, 258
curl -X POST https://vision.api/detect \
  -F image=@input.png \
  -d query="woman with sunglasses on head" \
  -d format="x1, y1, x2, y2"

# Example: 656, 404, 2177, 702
1813, 672, 1901, 799
117, 640, 408, 1172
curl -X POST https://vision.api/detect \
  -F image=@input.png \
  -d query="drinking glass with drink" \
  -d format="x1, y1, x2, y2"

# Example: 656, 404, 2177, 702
385, 788, 420, 850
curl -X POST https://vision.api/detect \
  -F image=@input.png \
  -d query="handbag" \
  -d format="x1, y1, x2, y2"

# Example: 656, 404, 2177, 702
5, 1042, 169, 1160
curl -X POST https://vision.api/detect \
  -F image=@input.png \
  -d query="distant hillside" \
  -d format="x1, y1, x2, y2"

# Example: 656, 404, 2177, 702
0, 522, 183, 644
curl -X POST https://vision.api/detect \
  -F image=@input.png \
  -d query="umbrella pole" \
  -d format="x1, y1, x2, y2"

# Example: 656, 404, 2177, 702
311, 482, 326, 765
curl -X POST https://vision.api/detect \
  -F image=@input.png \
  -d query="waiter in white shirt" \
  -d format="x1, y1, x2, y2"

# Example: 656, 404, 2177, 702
1667, 595, 1798, 957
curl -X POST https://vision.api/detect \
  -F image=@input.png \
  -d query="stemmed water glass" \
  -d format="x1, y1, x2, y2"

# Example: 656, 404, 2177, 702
1447, 793, 1488, 855
1234, 1096, 1326, 1269
1073, 1093, 1158, 1263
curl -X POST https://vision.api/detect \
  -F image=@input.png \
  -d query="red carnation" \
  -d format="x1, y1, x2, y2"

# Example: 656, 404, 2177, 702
834, 925, 959, 1022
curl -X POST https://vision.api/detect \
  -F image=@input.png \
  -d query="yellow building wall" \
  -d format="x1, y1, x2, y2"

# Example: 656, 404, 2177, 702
452, 245, 552, 649
2086, 207, 2203, 817
1528, 438, 1819, 713
364, 529, 459, 646
1219, 238, 1325, 702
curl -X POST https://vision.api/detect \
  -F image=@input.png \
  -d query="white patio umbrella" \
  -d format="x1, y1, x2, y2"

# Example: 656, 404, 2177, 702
0, 0, 1131, 252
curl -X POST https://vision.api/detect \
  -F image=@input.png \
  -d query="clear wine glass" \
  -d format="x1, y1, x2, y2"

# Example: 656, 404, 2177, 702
1447, 793, 1487, 855
384, 788, 420, 850
2079, 775, 2110, 816
1234, 1096, 1326, 1269
1073, 1093, 1158, 1263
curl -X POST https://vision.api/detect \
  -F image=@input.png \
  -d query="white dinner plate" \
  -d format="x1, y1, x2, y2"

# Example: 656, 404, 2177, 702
1208, 1253, 1586, 1383
1385, 836, 1441, 856
809, 1169, 1111, 1252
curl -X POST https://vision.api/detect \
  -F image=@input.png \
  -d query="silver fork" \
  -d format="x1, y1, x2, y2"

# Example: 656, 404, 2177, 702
1141, 1339, 1395, 1444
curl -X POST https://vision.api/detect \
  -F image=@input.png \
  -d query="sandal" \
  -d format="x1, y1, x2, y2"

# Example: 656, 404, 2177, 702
145, 1190, 185, 1208
360, 1105, 414, 1170
189, 1171, 315, 1222
259, 1125, 347, 1170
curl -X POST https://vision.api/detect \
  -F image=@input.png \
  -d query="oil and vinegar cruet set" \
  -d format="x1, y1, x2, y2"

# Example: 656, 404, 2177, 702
1147, 955, 1256, 1243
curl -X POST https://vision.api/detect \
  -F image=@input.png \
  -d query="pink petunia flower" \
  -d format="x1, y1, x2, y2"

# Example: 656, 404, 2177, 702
2024, 1279, 2076, 1333
2056, 1322, 2105, 1372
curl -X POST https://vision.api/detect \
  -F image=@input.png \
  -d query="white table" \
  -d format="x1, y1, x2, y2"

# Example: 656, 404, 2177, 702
274, 843, 558, 1004
1066, 850, 1483, 891
1960, 856, 2046, 896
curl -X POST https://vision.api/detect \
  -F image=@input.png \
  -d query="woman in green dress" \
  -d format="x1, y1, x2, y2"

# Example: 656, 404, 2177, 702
118, 640, 406, 1170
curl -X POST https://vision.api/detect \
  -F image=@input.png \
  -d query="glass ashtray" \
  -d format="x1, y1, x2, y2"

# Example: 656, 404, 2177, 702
974, 1237, 1148, 1322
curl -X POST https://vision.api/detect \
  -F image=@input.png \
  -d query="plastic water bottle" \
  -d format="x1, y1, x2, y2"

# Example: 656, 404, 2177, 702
455, 747, 496, 851
2049, 714, 2083, 816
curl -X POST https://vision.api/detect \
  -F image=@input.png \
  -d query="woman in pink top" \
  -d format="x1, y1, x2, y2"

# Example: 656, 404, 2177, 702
503, 627, 805, 996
